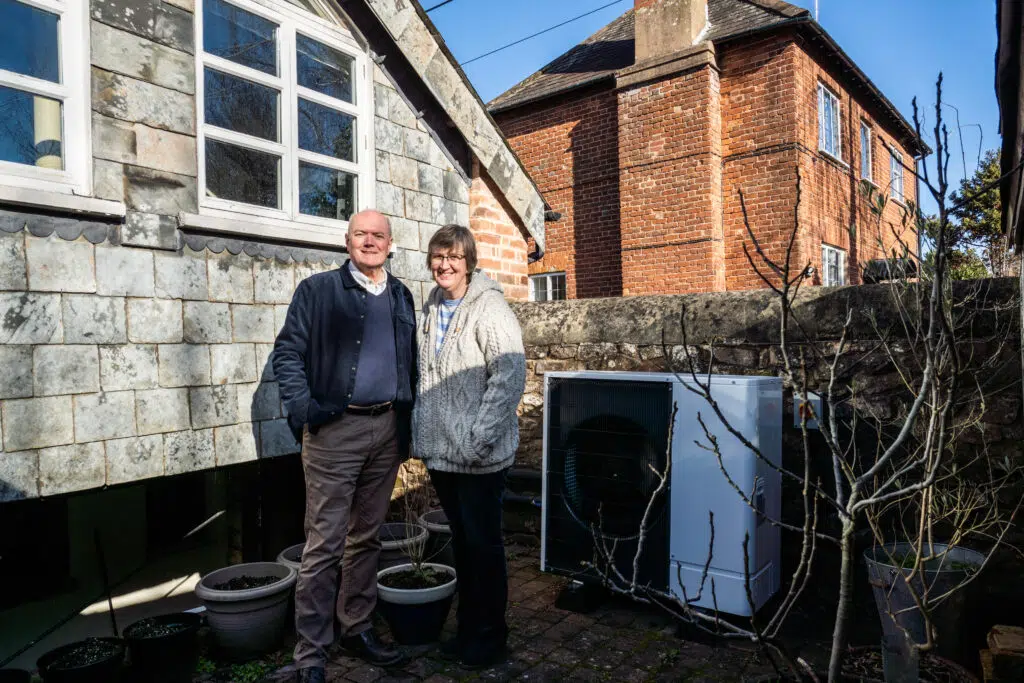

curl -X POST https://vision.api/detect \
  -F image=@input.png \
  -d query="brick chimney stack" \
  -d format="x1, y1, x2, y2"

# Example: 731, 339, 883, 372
634, 0, 709, 63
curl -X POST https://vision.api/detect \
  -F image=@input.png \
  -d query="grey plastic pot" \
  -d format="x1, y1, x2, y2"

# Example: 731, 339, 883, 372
418, 509, 455, 567
194, 562, 297, 661
276, 543, 304, 572
376, 562, 457, 645
863, 543, 983, 667
378, 522, 429, 571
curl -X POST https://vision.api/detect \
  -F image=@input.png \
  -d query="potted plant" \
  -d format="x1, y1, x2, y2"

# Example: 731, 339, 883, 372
194, 561, 297, 660
122, 612, 202, 683
375, 461, 457, 645
36, 637, 125, 683
418, 508, 456, 567
378, 521, 429, 571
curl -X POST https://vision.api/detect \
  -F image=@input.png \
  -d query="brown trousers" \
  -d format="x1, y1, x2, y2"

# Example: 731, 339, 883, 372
293, 410, 402, 669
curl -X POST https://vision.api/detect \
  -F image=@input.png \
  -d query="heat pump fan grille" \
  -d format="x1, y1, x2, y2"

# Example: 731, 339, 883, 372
545, 378, 672, 590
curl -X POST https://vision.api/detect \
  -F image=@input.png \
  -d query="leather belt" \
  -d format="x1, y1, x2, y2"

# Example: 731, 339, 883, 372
345, 401, 395, 416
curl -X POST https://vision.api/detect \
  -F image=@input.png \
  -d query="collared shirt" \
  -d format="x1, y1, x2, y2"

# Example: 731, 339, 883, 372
347, 261, 388, 296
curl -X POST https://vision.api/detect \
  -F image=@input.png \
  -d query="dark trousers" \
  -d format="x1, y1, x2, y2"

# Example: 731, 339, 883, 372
293, 411, 402, 669
428, 468, 509, 650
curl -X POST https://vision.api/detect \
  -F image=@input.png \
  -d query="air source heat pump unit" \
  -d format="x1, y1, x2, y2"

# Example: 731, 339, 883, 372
541, 371, 782, 617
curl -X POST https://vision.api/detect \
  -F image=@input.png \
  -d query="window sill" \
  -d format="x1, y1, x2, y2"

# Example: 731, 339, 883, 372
179, 210, 349, 250
0, 186, 126, 219
818, 150, 849, 170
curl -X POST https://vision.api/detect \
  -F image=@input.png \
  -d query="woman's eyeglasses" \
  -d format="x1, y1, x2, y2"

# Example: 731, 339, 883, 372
430, 254, 466, 265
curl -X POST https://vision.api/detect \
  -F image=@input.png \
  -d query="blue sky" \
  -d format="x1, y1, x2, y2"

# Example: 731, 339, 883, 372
428, 0, 1000, 210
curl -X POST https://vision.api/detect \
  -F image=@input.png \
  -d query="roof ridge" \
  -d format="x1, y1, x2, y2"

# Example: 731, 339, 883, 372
738, 0, 809, 18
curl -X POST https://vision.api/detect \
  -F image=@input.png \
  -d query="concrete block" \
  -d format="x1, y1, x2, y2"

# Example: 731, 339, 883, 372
128, 298, 183, 343
91, 68, 195, 135
254, 260, 295, 304
135, 387, 190, 435
373, 83, 392, 118
405, 129, 431, 164
0, 231, 26, 290
376, 182, 404, 218
397, 18, 439, 77
255, 343, 275, 381
232, 305, 275, 343
418, 163, 444, 197
0, 450, 39, 501
375, 149, 390, 184
390, 155, 419, 191
419, 222, 441, 252
274, 304, 289, 337
0, 346, 32, 399
455, 201, 469, 226
189, 385, 238, 428
124, 165, 198, 215
135, 124, 198, 177
92, 113, 136, 164
0, 293, 62, 344
214, 422, 259, 466
25, 235, 96, 293
91, 20, 195, 94
208, 252, 254, 304
157, 343, 210, 387
391, 217, 419, 250
183, 301, 231, 343
405, 190, 433, 222
106, 434, 164, 484
93, 159, 125, 202
2, 395, 74, 451
375, 117, 405, 155
39, 442, 105, 495
155, 247, 208, 300
432, 196, 458, 225
62, 295, 127, 344
34, 345, 100, 396
164, 428, 215, 476
443, 170, 469, 203
100, 344, 159, 391
73, 390, 137, 442
260, 419, 299, 457
122, 213, 179, 251
237, 381, 280, 421
211, 344, 257, 384
389, 89, 418, 129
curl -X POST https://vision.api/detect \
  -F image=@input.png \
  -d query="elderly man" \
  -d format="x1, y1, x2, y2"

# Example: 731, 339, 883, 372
274, 210, 417, 683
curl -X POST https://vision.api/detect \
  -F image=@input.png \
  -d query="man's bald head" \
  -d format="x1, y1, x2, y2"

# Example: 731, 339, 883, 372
348, 209, 391, 237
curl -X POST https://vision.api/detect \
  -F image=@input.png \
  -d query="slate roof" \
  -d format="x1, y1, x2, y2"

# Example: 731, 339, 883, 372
488, 0, 807, 112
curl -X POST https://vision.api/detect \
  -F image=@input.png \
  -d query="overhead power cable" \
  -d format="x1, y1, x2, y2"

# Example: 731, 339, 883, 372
425, 0, 457, 11
460, 0, 628, 66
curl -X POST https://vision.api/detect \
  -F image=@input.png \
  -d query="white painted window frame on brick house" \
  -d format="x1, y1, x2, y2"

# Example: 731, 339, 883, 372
817, 83, 842, 161
0, 0, 92, 197
890, 148, 905, 203
193, 0, 375, 244
529, 272, 566, 302
821, 243, 846, 287
860, 121, 873, 183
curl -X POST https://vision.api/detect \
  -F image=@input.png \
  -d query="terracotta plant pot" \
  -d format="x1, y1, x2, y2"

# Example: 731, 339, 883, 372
378, 522, 428, 571
194, 562, 297, 660
123, 612, 201, 683
36, 637, 125, 683
376, 562, 456, 645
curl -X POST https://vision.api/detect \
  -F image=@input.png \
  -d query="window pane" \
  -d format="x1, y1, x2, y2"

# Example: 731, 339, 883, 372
204, 69, 279, 141
296, 34, 354, 103
299, 162, 357, 221
0, 0, 59, 82
0, 86, 62, 169
298, 99, 355, 161
531, 277, 548, 302
203, 0, 277, 75
206, 140, 279, 208
551, 274, 566, 300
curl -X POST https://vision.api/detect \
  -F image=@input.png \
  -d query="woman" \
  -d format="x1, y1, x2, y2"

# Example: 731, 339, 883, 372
413, 224, 526, 669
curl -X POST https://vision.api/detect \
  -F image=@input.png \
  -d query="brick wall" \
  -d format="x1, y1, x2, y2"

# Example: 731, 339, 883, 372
469, 161, 531, 301
617, 63, 725, 295
496, 87, 623, 299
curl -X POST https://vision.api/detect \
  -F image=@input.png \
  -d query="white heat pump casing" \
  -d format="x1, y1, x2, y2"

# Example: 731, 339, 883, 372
541, 371, 782, 618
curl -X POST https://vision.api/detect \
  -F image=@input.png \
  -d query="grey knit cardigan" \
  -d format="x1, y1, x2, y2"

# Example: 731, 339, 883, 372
412, 271, 526, 474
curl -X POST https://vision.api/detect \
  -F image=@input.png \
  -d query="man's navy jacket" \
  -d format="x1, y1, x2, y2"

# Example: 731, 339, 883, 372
272, 261, 418, 453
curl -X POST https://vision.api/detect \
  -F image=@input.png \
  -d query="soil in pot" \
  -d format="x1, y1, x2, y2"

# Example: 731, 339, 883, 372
841, 646, 978, 682
124, 613, 201, 683
37, 637, 125, 683
379, 566, 453, 590
210, 575, 281, 591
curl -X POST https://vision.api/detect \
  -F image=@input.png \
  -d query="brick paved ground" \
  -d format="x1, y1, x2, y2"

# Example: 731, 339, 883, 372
195, 541, 779, 682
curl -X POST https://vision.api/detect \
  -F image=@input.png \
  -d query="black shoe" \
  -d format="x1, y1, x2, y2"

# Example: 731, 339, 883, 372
338, 629, 403, 667
295, 666, 325, 683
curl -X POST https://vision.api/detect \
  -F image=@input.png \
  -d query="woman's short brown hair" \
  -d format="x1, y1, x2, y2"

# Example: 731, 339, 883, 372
426, 224, 478, 276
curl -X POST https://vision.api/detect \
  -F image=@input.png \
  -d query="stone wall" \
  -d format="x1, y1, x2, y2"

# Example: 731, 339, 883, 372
510, 279, 1023, 469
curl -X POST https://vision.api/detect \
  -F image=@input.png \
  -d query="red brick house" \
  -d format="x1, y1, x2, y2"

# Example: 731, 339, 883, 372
490, 0, 925, 299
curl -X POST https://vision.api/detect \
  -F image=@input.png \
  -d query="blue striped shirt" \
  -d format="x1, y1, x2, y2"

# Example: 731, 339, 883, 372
436, 297, 462, 356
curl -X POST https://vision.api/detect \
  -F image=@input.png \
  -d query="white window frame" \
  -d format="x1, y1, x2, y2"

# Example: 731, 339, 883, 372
890, 149, 905, 203
529, 272, 566, 302
860, 121, 872, 182
821, 244, 846, 287
0, 0, 91, 196
195, 0, 375, 236
817, 83, 842, 161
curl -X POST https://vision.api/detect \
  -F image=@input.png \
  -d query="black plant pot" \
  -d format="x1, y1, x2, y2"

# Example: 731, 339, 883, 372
376, 563, 457, 645
37, 637, 126, 683
0, 670, 31, 683
123, 613, 202, 683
